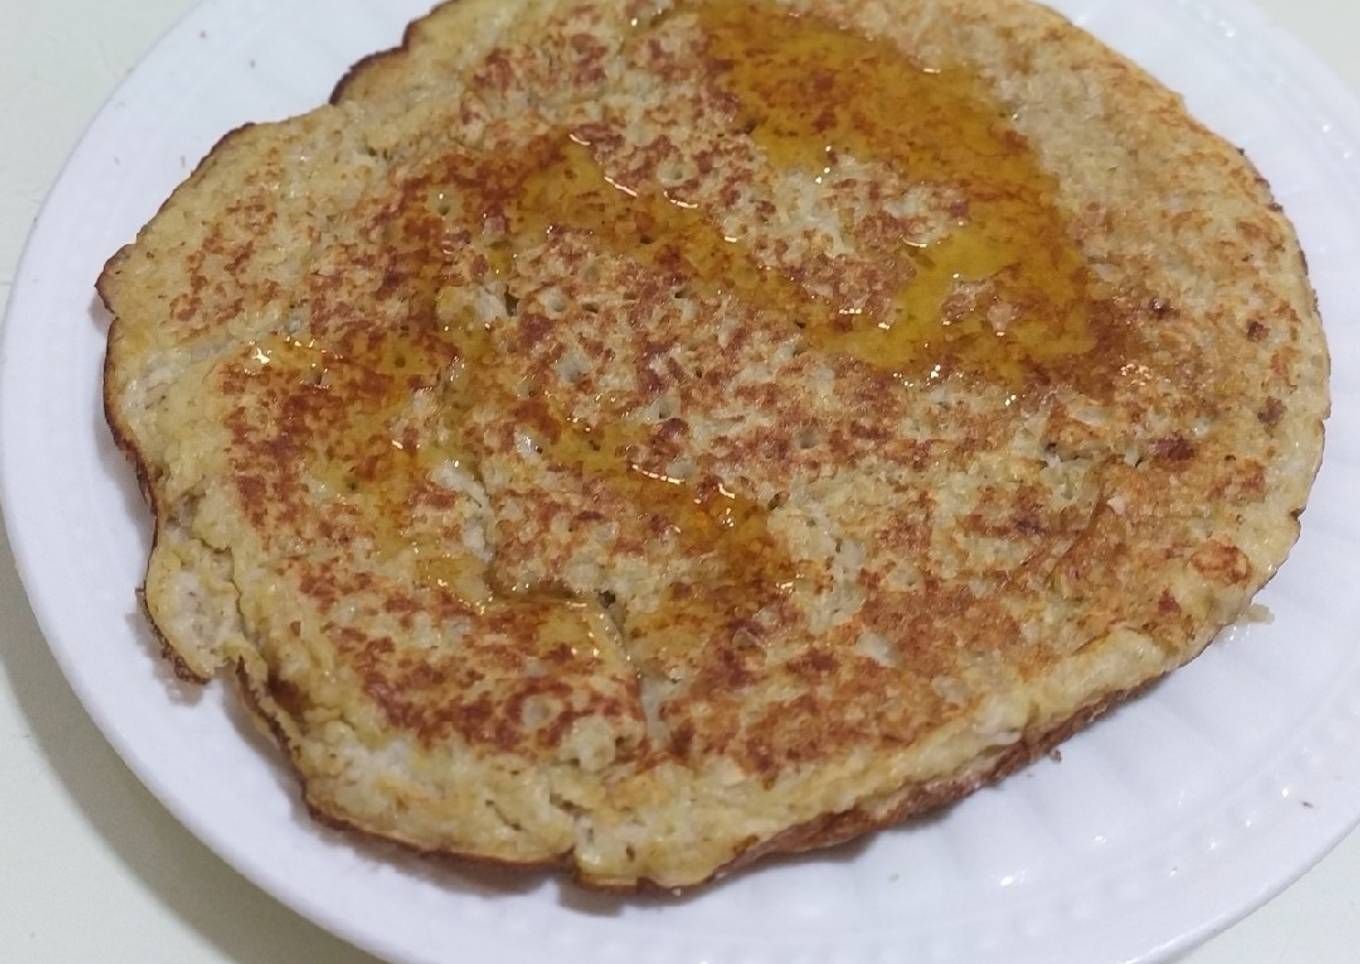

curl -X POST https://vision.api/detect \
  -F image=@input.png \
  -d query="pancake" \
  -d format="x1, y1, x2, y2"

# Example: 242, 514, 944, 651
99, 0, 1328, 889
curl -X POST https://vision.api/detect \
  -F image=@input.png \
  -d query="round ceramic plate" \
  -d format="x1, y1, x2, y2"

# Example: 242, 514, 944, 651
5, 0, 1360, 961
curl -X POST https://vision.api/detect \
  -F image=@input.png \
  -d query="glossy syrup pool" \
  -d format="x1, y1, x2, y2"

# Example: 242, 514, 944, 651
696, 0, 1096, 383
249, 0, 1102, 659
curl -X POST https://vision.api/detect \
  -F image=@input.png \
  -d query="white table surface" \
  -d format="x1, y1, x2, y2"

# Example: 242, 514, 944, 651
3, 1, 1358, 961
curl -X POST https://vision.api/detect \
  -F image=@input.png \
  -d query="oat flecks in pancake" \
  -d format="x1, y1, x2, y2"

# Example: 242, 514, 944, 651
100, 0, 1328, 889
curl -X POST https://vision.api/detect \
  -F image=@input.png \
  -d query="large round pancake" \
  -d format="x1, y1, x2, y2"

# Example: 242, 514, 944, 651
99, 0, 1328, 889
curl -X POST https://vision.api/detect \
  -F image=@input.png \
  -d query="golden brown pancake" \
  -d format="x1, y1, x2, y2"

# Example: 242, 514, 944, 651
100, 0, 1328, 888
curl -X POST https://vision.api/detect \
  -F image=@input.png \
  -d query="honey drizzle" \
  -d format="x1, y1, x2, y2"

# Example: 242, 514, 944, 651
695, 0, 1096, 382
516, 136, 813, 327
453, 136, 796, 577
245, 1, 1105, 675
245, 147, 795, 666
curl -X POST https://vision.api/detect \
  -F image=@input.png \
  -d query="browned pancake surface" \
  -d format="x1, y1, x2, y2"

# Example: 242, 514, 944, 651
101, 0, 1327, 887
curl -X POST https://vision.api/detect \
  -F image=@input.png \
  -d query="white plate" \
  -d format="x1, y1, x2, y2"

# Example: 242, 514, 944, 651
4, 0, 1360, 961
